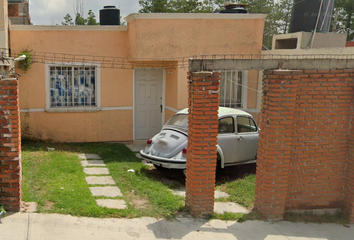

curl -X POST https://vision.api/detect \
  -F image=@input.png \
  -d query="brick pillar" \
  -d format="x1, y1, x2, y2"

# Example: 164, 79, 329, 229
347, 132, 354, 222
345, 70, 354, 223
185, 71, 220, 216
254, 70, 300, 219
0, 78, 21, 212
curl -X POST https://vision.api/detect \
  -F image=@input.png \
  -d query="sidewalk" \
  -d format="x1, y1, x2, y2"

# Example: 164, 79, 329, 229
1, 212, 353, 240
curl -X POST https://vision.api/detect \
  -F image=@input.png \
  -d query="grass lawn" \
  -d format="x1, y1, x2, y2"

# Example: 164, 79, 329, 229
22, 141, 184, 218
22, 140, 257, 219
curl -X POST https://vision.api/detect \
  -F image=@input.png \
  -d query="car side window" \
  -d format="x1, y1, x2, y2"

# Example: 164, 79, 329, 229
218, 117, 235, 134
237, 116, 257, 133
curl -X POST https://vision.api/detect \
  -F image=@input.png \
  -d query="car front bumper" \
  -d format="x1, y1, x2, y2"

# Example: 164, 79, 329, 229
140, 150, 186, 169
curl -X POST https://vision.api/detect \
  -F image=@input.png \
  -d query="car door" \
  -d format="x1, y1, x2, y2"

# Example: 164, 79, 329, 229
234, 116, 258, 162
217, 116, 238, 164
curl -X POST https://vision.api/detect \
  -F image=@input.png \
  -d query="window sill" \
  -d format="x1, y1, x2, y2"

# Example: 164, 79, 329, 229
45, 107, 101, 113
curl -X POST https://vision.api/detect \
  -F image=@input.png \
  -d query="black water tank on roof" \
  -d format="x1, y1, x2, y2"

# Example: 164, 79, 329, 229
289, 0, 335, 33
100, 6, 120, 26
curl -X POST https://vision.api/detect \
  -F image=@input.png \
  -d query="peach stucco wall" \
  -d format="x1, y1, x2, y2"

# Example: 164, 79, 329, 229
21, 110, 132, 142
127, 14, 266, 59
10, 14, 265, 142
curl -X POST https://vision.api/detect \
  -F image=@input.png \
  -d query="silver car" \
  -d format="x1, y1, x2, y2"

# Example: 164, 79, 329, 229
140, 107, 259, 169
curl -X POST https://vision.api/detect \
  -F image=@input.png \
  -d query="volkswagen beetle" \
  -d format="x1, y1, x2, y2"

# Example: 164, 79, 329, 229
140, 107, 259, 169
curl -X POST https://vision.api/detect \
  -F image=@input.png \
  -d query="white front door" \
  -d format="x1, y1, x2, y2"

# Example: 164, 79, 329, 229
135, 69, 163, 140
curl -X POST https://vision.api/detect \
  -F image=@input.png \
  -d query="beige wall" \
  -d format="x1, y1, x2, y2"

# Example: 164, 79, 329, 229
0, 0, 8, 50
10, 14, 265, 142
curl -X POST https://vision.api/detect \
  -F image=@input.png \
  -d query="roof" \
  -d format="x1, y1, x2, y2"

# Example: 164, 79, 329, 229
177, 107, 252, 118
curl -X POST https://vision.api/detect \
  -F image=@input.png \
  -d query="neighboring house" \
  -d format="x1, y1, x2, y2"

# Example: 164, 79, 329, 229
9, 13, 266, 142
8, 0, 30, 25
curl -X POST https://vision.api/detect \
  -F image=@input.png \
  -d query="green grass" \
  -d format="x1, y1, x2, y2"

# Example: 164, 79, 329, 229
22, 140, 258, 219
22, 141, 184, 218
216, 174, 256, 209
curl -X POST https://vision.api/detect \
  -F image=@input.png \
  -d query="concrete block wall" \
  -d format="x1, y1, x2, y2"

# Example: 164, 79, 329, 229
255, 69, 354, 222
185, 72, 220, 216
0, 78, 21, 211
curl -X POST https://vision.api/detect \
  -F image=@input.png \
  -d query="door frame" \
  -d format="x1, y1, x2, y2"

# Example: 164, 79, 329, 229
133, 68, 166, 140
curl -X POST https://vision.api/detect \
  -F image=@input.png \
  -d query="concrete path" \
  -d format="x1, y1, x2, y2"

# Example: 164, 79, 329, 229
80, 153, 127, 209
170, 188, 249, 214
1, 212, 353, 240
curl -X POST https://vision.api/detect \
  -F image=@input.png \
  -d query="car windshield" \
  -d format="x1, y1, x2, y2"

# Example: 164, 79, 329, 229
165, 114, 188, 129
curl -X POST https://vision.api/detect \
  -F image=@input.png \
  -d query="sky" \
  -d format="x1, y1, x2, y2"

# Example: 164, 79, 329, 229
29, 0, 141, 25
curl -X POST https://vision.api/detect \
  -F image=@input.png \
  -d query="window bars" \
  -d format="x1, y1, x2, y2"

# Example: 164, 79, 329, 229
49, 66, 96, 108
219, 70, 243, 109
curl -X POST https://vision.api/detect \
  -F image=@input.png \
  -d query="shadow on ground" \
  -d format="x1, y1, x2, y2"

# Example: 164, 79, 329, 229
140, 163, 257, 188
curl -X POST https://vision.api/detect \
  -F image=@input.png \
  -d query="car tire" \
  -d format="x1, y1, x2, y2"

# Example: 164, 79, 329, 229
216, 153, 222, 171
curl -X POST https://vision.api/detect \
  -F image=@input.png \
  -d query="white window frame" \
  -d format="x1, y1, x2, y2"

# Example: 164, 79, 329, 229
219, 70, 248, 109
45, 62, 101, 113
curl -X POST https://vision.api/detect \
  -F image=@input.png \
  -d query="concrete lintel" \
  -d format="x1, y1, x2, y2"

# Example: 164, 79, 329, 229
191, 71, 213, 77
189, 58, 354, 72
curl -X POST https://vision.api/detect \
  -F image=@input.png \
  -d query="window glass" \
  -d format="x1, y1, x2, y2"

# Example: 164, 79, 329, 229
237, 116, 257, 133
49, 66, 96, 108
218, 117, 235, 134
166, 114, 188, 129
219, 70, 243, 108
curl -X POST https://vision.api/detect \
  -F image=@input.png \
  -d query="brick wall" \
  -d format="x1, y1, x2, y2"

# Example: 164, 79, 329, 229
255, 69, 354, 221
8, 4, 18, 17
185, 71, 220, 216
346, 42, 354, 47
0, 78, 22, 212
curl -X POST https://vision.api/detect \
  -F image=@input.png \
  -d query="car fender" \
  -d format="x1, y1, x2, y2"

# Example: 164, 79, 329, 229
216, 145, 225, 168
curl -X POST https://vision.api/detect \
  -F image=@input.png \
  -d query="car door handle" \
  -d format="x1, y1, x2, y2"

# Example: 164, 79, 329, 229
160, 105, 162, 113
237, 136, 243, 141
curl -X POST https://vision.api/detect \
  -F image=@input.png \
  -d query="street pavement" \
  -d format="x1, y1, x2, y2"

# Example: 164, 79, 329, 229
1, 212, 353, 240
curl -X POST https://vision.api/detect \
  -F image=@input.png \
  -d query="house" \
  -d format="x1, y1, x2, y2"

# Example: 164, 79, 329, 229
8, 0, 30, 25
9, 11, 266, 142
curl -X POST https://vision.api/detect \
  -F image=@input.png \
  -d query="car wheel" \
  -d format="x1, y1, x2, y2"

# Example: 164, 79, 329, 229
216, 153, 222, 171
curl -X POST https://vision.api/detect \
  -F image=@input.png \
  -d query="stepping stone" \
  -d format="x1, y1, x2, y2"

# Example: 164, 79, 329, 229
81, 160, 106, 167
89, 186, 123, 197
96, 199, 127, 209
215, 191, 230, 199
85, 176, 116, 185
170, 188, 230, 199
214, 202, 250, 214
84, 168, 109, 175
78, 153, 102, 160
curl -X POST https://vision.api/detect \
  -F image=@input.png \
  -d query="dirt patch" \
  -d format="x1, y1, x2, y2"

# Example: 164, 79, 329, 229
131, 198, 150, 210
43, 201, 55, 210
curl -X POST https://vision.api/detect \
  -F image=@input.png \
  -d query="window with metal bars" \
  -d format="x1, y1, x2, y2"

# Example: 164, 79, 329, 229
49, 66, 96, 108
219, 70, 243, 109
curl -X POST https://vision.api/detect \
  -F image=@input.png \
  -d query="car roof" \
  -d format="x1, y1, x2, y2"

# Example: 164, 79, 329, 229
176, 107, 253, 118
